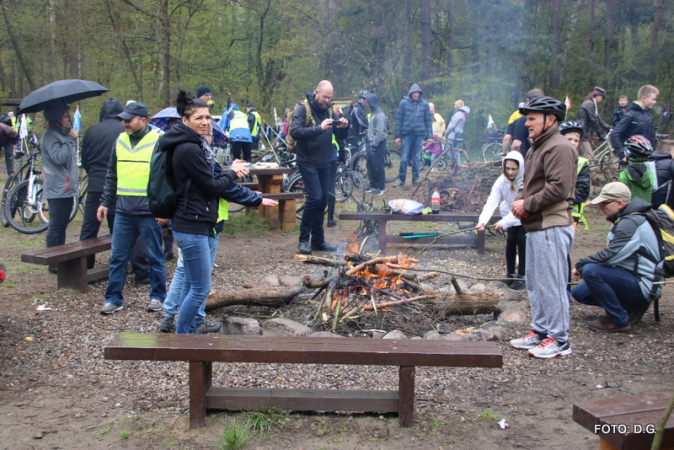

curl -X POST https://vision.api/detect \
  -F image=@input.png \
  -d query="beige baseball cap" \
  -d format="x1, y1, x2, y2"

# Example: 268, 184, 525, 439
590, 182, 631, 204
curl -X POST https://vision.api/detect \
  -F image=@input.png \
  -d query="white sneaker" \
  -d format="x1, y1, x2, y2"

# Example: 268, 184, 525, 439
528, 338, 572, 359
510, 330, 543, 350
147, 299, 163, 312
100, 303, 123, 315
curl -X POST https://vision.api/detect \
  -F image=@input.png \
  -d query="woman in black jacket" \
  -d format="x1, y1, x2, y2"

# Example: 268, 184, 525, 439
159, 91, 248, 334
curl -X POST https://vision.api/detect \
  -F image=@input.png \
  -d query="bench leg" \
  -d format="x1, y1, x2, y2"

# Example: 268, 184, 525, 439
189, 361, 212, 428
398, 365, 415, 427
476, 228, 485, 255
379, 220, 387, 253
56, 257, 88, 293
279, 199, 297, 232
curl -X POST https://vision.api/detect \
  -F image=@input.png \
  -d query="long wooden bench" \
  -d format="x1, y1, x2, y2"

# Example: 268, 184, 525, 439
339, 211, 501, 254
573, 392, 674, 450
21, 235, 113, 293
104, 333, 502, 428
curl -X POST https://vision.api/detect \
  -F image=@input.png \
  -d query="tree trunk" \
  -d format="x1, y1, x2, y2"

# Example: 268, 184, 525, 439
550, 0, 560, 90
205, 286, 302, 311
651, 0, 663, 51
64, 0, 79, 79
587, 0, 595, 85
159, 0, 171, 107
446, 0, 455, 73
420, 1, 431, 82
1, 1, 35, 91
604, 0, 613, 88
402, 0, 411, 80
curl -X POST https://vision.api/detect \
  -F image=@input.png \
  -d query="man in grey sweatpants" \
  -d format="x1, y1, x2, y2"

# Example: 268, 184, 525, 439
510, 96, 578, 359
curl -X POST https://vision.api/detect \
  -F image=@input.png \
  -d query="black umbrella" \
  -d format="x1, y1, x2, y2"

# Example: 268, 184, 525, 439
17, 79, 109, 114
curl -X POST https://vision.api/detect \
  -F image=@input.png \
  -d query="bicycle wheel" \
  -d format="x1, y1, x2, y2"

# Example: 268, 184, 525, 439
76, 176, 88, 219
482, 142, 502, 162
384, 149, 402, 183
5, 179, 48, 234
0, 173, 21, 227
334, 170, 365, 214
351, 152, 368, 180
38, 193, 78, 225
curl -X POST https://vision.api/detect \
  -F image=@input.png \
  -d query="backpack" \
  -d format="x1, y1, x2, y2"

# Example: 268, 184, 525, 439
638, 204, 674, 278
147, 146, 189, 219
285, 101, 334, 153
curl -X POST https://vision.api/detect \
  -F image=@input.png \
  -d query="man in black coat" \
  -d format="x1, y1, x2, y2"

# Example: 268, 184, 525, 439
612, 95, 629, 127
393, 83, 432, 186
290, 80, 347, 255
79, 99, 124, 269
611, 85, 659, 160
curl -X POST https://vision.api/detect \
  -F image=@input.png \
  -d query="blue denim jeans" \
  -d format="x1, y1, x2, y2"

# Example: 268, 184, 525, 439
398, 135, 423, 183
571, 263, 648, 324
104, 213, 166, 306
174, 231, 213, 334
298, 164, 331, 245
163, 234, 219, 324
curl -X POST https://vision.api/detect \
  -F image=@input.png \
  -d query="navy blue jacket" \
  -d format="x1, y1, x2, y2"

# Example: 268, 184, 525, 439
394, 84, 433, 139
610, 103, 655, 158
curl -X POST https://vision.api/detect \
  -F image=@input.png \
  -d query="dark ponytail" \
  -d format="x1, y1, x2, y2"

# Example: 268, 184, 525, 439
175, 89, 208, 118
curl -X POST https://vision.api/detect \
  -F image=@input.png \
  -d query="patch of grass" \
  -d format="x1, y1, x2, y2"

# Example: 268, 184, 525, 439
99, 424, 112, 435
4, 283, 15, 288
429, 420, 440, 432
118, 429, 133, 439
315, 422, 329, 436
241, 406, 289, 436
222, 213, 270, 236
218, 419, 250, 450
480, 409, 499, 421
393, 434, 403, 440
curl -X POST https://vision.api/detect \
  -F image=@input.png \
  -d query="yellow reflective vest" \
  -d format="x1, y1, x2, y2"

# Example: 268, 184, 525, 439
115, 130, 160, 196
250, 110, 262, 137
572, 157, 590, 230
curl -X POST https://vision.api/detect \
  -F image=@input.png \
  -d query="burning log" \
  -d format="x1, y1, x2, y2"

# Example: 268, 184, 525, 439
205, 286, 301, 311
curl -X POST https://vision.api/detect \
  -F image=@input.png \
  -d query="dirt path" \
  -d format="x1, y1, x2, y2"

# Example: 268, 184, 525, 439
0, 193, 673, 450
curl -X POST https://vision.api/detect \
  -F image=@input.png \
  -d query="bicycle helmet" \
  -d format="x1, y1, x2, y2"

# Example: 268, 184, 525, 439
593, 87, 607, 98
519, 96, 566, 122
558, 121, 584, 138
358, 90, 369, 99
624, 135, 653, 161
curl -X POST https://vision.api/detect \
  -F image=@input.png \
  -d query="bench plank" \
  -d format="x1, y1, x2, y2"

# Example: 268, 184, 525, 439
573, 392, 674, 450
104, 333, 503, 367
21, 235, 113, 265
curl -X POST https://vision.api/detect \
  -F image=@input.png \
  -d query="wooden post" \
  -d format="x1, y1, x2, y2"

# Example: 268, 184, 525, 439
398, 365, 415, 427
378, 219, 387, 253
477, 228, 485, 254
189, 361, 211, 428
57, 257, 88, 293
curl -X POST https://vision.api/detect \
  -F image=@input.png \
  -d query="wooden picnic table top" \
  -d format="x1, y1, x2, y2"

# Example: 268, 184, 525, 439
246, 167, 294, 176
339, 211, 490, 222
104, 333, 503, 368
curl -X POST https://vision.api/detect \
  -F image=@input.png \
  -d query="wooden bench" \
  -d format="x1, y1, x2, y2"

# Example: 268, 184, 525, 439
21, 228, 172, 294
104, 333, 502, 428
259, 192, 304, 232
573, 392, 674, 450
21, 235, 113, 293
339, 211, 502, 254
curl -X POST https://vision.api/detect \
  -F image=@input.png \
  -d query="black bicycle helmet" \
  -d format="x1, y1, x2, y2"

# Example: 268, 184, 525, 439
593, 87, 607, 98
358, 90, 369, 99
558, 121, 584, 138
519, 96, 566, 122
624, 135, 653, 161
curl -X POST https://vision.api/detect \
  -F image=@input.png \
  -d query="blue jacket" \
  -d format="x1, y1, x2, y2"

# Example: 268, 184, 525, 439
610, 102, 655, 158
394, 84, 433, 139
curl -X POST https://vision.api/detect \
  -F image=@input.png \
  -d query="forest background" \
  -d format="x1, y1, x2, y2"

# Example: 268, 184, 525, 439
0, 0, 671, 152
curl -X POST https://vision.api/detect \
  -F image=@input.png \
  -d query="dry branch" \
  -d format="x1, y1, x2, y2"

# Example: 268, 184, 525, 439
294, 255, 341, 266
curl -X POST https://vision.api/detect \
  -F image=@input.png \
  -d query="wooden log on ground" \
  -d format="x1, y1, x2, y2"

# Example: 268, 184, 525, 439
431, 291, 502, 316
206, 287, 302, 311
294, 254, 341, 266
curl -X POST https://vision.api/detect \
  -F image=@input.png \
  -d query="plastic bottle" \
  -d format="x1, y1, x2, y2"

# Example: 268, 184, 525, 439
431, 188, 440, 214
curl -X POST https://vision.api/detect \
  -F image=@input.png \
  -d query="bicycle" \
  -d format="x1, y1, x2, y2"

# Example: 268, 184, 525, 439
287, 165, 365, 220
0, 134, 40, 227
481, 129, 505, 162
350, 140, 402, 183
4, 148, 78, 234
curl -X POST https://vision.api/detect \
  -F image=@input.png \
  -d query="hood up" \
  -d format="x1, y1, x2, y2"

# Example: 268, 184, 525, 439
407, 83, 423, 99
365, 93, 382, 113
99, 99, 123, 122
503, 150, 525, 186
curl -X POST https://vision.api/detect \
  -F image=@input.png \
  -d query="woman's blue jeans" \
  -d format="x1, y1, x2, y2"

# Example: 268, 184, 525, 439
173, 231, 212, 334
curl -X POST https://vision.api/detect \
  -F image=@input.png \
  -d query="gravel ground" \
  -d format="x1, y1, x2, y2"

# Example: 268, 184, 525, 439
0, 201, 673, 450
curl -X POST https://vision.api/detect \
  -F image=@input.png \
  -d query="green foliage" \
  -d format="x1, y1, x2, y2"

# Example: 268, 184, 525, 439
0, 0, 672, 146
480, 409, 499, 421
241, 406, 289, 436
118, 429, 133, 439
219, 419, 251, 450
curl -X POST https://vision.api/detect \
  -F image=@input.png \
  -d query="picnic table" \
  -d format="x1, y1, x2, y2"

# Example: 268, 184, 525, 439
232, 166, 297, 230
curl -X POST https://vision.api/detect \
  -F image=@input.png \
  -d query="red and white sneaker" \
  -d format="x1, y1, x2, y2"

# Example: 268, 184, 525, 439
510, 329, 543, 350
528, 337, 572, 359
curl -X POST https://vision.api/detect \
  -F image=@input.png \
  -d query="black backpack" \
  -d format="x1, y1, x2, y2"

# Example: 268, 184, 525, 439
147, 146, 187, 219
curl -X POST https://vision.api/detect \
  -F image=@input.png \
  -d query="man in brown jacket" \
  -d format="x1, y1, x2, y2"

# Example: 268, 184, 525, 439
510, 96, 578, 359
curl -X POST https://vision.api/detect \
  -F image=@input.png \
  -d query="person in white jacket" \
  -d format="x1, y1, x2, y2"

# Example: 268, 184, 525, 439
476, 151, 526, 289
